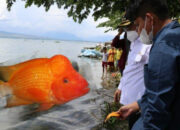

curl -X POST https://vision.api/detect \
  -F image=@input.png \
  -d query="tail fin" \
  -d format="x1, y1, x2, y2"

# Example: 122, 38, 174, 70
0, 80, 12, 97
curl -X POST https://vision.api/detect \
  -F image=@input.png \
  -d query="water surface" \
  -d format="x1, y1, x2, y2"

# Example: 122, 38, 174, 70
0, 38, 109, 130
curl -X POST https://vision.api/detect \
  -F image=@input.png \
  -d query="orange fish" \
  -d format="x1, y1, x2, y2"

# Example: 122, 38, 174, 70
104, 112, 121, 122
0, 55, 89, 111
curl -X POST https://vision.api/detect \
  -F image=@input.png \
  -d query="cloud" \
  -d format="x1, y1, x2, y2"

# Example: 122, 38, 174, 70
0, 0, 117, 41
0, 1, 9, 20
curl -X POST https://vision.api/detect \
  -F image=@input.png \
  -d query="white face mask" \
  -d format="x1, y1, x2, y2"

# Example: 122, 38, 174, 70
127, 31, 138, 42
140, 17, 153, 45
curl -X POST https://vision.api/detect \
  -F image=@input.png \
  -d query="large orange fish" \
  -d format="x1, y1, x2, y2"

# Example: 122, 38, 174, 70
0, 55, 89, 111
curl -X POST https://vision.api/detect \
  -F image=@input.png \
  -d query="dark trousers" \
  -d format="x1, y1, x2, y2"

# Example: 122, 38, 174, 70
128, 112, 141, 130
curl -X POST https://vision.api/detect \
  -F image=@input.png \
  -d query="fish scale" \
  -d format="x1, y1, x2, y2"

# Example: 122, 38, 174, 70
9, 65, 53, 102
10, 66, 52, 89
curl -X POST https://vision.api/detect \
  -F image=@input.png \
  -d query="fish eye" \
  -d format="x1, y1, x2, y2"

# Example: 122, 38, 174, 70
63, 78, 69, 83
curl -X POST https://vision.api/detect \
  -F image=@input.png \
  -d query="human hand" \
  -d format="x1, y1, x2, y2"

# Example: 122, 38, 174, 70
117, 102, 140, 120
114, 89, 121, 103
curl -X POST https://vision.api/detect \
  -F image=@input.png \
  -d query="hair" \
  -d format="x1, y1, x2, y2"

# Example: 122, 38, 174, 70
125, 0, 169, 21
103, 47, 107, 51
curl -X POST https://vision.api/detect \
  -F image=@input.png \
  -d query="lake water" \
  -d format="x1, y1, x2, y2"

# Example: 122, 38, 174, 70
0, 38, 111, 130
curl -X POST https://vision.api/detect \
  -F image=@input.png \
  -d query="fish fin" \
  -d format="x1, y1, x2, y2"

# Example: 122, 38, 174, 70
0, 58, 48, 81
36, 103, 54, 111
6, 96, 32, 107
27, 88, 48, 102
0, 80, 12, 97
0, 66, 15, 82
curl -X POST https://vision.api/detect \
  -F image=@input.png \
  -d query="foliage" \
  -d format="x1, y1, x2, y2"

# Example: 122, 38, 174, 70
100, 101, 128, 130
167, 0, 180, 19
6, 0, 129, 23
6, 0, 180, 32
97, 12, 126, 32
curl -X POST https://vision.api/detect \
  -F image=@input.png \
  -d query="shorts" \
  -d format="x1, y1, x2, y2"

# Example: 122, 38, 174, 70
102, 62, 108, 68
108, 62, 114, 67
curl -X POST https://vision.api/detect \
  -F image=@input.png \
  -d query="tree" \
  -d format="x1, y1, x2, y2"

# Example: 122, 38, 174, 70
6, 0, 180, 32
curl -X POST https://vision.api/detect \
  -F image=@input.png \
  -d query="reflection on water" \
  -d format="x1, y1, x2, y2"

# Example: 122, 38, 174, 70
0, 38, 107, 130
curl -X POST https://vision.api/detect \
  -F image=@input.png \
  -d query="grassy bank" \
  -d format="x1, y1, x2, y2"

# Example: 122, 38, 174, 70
92, 71, 129, 130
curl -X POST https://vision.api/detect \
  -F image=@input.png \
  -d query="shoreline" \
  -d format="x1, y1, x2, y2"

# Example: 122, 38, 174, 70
79, 43, 129, 129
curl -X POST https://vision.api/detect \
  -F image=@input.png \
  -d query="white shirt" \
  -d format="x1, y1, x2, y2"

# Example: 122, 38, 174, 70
118, 38, 151, 105
102, 52, 108, 62
120, 32, 125, 39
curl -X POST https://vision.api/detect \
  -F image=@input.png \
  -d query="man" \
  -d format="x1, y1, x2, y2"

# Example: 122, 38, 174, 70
111, 24, 130, 74
118, 0, 180, 130
114, 20, 151, 129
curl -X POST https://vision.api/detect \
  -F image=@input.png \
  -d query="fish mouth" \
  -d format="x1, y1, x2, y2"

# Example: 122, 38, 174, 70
82, 87, 90, 94
81, 80, 89, 94
77, 82, 90, 96
69, 87, 90, 101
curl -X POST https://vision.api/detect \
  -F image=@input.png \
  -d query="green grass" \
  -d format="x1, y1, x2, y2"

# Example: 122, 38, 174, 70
98, 101, 129, 130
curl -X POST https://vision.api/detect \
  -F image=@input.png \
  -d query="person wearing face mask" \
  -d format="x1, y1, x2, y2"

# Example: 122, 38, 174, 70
114, 20, 152, 129
118, 0, 180, 130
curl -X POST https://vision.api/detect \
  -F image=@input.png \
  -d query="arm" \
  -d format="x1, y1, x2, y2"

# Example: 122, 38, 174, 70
141, 45, 179, 129
114, 75, 127, 103
112, 35, 119, 46
107, 50, 111, 60
114, 89, 121, 103
116, 77, 141, 119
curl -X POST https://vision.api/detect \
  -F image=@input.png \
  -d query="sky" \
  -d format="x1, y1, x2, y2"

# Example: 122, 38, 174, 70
0, 0, 117, 42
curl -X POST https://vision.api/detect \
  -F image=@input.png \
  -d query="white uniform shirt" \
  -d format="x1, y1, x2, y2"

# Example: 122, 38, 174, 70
118, 38, 151, 105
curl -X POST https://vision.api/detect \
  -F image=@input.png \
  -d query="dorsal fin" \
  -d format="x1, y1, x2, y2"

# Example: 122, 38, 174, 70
0, 58, 48, 81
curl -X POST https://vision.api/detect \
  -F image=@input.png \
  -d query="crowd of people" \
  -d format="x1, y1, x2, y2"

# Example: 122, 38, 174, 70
101, 44, 123, 78
101, 29, 128, 78
102, 0, 180, 130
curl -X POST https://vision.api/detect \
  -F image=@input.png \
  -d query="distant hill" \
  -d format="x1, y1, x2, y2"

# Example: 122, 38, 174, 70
0, 31, 44, 40
42, 31, 113, 42
0, 31, 113, 42
42, 31, 83, 41
0, 31, 86, 41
